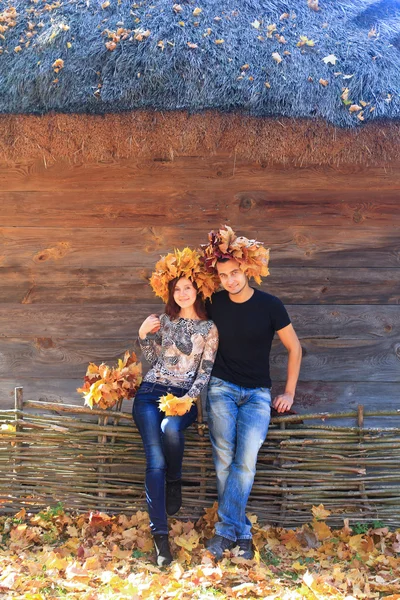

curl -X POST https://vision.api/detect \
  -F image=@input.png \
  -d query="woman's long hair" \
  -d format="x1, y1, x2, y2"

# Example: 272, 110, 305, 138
165, 278, 207, 320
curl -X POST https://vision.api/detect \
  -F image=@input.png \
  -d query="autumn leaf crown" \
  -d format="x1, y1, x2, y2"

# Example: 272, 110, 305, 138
200, 225, 270, 285
149, 247, 219, 303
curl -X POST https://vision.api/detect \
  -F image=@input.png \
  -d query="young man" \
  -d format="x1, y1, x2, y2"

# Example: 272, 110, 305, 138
201, 227, 302, 560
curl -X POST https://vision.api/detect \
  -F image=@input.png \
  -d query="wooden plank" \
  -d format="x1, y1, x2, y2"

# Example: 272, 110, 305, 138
0, 337, 397, 381
271, 381, 400, 411
271, 338, 400, 382
271, 381, 400, 428
0, 377, 398, 431
0, 305, 397, 339
0, 338, 136, 379
2, 158, 400, 192
0, 379, 133, 412
265, 268, 400, 305
0, 267, 398, 304
2, 225, 400, 268
1, 190, 400, 228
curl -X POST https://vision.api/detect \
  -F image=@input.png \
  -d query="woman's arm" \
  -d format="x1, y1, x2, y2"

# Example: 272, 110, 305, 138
138, 314, 163, 366
186, 323, 219, 399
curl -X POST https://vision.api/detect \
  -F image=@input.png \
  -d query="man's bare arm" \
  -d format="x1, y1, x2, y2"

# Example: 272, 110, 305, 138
273, 323, 302, 413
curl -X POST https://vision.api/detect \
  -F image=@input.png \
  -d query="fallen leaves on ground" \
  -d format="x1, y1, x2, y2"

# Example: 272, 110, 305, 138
0, 503, 399, 599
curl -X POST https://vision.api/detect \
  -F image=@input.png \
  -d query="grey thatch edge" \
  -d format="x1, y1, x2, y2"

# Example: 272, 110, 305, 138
0, 0, 399, 125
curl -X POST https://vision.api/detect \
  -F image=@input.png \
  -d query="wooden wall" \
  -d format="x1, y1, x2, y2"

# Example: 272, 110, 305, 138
1, 154, 399, 419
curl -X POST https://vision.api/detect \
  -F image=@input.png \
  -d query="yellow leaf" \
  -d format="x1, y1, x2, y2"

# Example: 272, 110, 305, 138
272, 52, 282, 63
312, 519, 332, 540
193, 7, 202, 16
312, 504, 331, 520
158, 393, 195, 416
101, 1, 110, 8
349, 104, 362, 112
175, 528, 200, 551
319, 78, 329, 87
215, 39, 224, 44
187, 42, 198, 49
292, 560, 307, 570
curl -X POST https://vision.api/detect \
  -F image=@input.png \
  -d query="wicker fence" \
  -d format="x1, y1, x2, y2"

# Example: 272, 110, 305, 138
1, 387, 400, 527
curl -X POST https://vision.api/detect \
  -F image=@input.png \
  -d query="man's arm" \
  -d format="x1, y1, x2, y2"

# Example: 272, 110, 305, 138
273, 323, 302, 413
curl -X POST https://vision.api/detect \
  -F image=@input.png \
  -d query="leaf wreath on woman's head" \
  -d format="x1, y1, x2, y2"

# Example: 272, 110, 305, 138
149, 247, 219, 303
200, 225, 270, 284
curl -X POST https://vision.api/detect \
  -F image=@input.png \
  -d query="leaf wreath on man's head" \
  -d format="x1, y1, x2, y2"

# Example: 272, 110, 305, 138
200, 225, 270, 285
149, 247, 219, 303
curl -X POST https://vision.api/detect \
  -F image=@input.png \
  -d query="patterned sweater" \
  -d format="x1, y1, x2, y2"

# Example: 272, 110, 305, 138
139, 314, 219, 399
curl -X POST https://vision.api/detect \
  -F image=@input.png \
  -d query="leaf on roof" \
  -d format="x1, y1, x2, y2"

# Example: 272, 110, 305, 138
322, 54, 337, 65
251, 19, 261, 29
193, 8, 202, 17
319, 78, 328, 87
349, 104, 362, 112
272, 52, 282, 63
187, 42, 198, 49
52, 58, 64, 73
308, 0, 320, 11
297, 35, 315, 47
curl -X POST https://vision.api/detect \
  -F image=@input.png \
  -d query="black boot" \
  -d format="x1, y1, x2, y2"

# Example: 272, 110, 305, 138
166, 479, 182, 516
236, 538, 254, 560
153, 534, 173, 567
205, 534, 235, 560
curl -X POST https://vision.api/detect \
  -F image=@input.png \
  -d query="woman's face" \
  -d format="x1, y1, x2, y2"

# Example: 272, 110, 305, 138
173, 277, 197, 309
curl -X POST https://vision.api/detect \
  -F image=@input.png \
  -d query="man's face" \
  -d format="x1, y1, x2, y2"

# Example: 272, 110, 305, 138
216, 259, 249, 295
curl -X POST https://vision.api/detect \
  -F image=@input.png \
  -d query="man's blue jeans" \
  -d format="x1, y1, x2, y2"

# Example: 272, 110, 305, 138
206, 376, 271, 541
132, 382, 197, 535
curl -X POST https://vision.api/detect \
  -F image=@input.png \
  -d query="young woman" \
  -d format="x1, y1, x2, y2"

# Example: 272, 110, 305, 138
132, 249, 218, 567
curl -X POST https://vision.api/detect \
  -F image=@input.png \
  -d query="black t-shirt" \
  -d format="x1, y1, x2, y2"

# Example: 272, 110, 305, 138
206, 289, 291, 389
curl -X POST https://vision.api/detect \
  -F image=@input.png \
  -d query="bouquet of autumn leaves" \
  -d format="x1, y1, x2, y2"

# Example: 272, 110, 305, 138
77, 351, 142, 410
159, 393, 196, 416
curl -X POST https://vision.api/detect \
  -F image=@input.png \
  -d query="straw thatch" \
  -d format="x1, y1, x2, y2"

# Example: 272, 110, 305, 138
1, 0, 399, 127
1, 111, 400, 165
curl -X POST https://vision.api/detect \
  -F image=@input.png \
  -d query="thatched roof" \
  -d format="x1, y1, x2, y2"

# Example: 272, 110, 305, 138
1, 0, 399, 127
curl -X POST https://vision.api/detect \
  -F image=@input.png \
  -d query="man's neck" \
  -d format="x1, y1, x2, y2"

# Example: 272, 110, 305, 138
229, 285, 254, 304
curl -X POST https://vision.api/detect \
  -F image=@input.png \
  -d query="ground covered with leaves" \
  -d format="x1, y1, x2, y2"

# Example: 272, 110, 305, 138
1, 503, 400, 599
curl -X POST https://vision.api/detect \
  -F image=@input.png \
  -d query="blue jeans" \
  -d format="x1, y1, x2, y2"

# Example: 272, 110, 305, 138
206, 376, 271, 541
132, 382, 198, 535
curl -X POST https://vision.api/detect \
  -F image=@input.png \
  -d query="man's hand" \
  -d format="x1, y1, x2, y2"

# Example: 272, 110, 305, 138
272, 392, 294, 413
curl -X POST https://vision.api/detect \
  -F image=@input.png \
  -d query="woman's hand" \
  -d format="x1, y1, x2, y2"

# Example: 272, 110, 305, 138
139, 315, 161, 340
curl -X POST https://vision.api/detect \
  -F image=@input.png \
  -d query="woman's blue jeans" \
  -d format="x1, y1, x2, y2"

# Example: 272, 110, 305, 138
206, 376, 271, 541
132, 382, 198, 535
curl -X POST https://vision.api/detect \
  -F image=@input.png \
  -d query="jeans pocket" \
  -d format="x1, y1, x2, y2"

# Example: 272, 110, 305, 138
137, 383, 154, 395
209, 376, 226, 388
